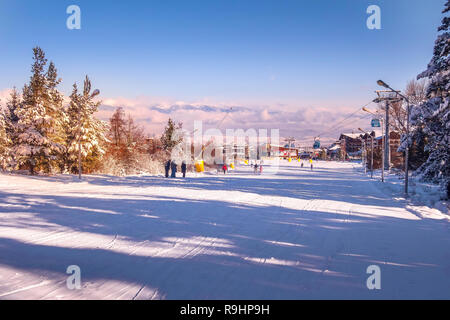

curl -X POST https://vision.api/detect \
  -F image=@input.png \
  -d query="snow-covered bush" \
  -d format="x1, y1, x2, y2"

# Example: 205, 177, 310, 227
100, 153, 164, 176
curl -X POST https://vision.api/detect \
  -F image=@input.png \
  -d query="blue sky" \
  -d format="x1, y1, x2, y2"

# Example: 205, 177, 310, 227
0, 0, 445, 140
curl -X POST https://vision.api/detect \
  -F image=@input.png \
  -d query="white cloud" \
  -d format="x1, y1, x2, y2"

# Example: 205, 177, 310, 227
96, 96, 372, 145
0, 88, 373, 146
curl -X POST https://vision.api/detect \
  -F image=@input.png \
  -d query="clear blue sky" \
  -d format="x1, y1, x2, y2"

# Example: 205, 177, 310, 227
0, 0, 445, 107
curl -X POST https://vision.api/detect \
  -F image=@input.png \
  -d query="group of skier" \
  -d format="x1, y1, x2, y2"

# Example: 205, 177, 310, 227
165, 158, 313, 177
165, 160, 187, 178
222, 161, 263, 175
298, 158, 314, 170
250, 161, 263, 175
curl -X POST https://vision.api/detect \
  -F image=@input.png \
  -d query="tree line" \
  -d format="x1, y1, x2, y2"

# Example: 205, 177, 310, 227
401, 1, 449, 196
0, 47, 180, 176
366, 1, 449, 197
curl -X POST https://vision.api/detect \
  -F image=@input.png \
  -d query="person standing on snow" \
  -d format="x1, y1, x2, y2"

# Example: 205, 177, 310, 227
181, 161, 187, 178
171, 161, 177, 178
165, 160, 171, 178
222, 164, 228, 174
254, 163, 258, 174
310, 159, 313, 171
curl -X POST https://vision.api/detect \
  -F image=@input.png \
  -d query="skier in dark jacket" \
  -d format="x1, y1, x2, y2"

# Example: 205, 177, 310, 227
181, 161, 187, 178
165, 160, 171, 178
170, 161, 177, 178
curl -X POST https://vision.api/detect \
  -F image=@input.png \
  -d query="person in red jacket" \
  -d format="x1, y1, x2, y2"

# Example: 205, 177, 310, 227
222, 164, 228, 174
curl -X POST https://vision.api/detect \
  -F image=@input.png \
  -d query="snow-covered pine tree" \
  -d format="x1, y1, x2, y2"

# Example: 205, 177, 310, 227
2, 88, 21, 169
12, 47, 63, 174
4, 87, 21, 135
398, 80, 429, 170
409, 0, 450, 198
0, 109, 11, 170
161, 118, 183, 152
45, 61, 66, 170
60, 83, 80, 172
65, 76, 107, 174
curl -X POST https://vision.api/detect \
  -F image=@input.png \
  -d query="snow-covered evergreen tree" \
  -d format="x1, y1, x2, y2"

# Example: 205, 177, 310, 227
45, 61, 66, 170
59, 84, 79, 172
0, 109, 11, 170
4, 87, 21, 135
12, 47, 63, 174
64, 77, 107, 174
161, 118, 183, 152
1, 88, 21, 169
409, 1, 450, 197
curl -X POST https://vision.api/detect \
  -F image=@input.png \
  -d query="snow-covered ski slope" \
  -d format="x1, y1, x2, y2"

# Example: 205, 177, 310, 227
0, 161, 449, 299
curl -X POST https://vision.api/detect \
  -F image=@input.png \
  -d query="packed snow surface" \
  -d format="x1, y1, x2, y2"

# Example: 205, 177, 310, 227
0, 161, 449, 299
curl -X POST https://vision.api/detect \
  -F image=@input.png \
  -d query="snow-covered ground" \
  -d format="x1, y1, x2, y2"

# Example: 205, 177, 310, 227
357, 165, 449, 216
0, 161, 449, 299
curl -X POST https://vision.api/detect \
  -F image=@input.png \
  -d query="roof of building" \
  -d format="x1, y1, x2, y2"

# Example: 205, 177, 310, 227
328, 145, 341, 151
340, 133, 361, 139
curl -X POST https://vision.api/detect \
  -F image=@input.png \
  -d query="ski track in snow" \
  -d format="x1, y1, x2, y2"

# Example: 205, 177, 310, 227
0, 161, 449, 299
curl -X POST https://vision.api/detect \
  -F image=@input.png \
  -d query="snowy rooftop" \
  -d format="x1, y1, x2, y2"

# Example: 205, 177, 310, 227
340, 133, 362, 139
328, 145, 341, 151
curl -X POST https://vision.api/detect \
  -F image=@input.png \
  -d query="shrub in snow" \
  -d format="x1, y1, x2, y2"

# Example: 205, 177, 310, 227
100, 153, 164, 176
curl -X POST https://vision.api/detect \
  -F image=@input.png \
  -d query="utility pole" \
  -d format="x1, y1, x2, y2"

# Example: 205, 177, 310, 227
376, 80, 411, 196
370, 133, 374, 179
384, 100, 390, 171
364, 138, 367, 174
362, 107, 384, 182
359, 128, 374, 179
405, 103, 411, 195
361, 138, 367, 174
374, 90, 399, 174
